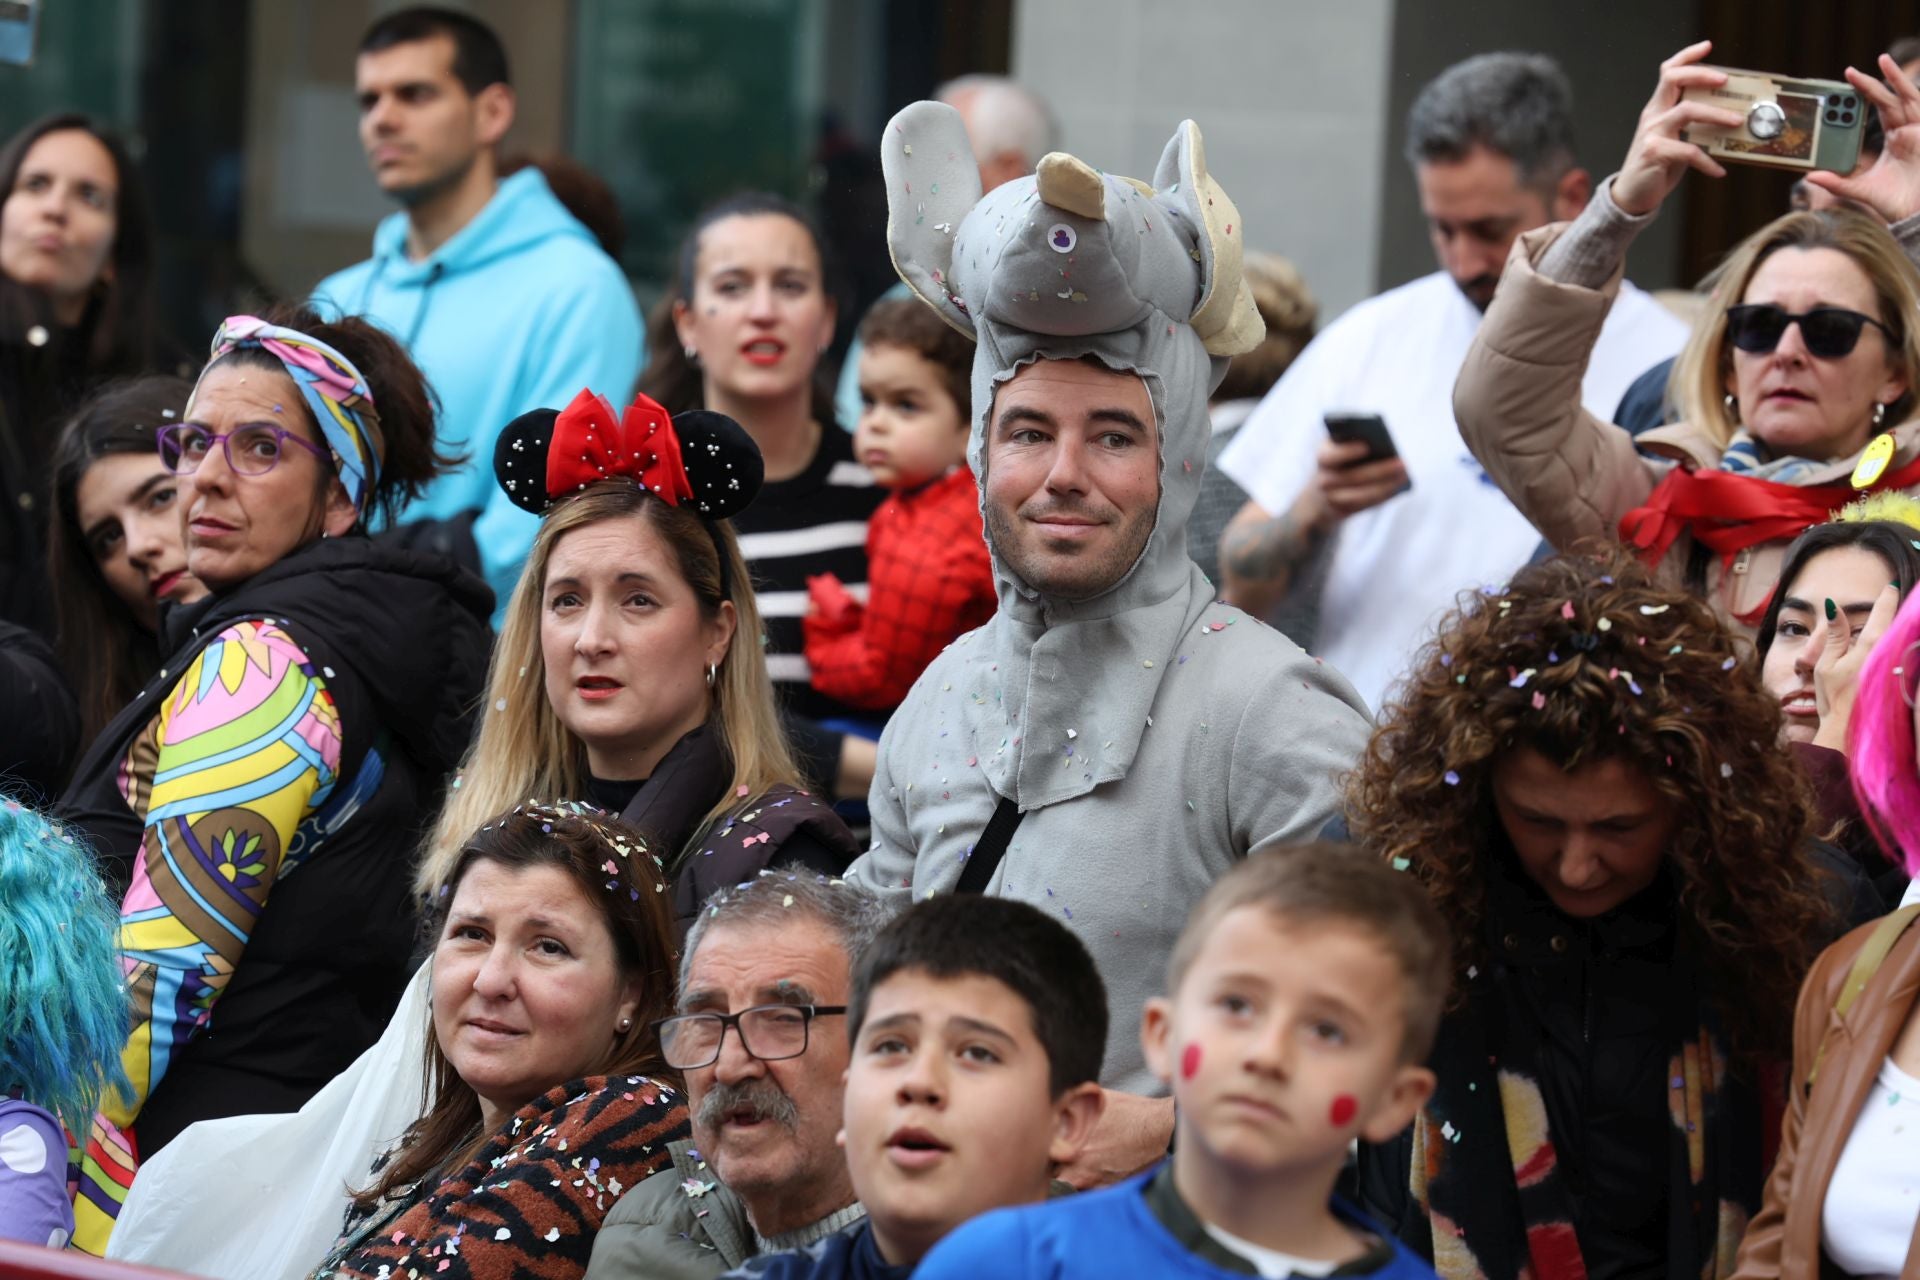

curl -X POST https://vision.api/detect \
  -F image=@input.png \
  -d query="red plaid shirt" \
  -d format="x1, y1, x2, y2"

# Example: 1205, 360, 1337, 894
804, 466, 996, 709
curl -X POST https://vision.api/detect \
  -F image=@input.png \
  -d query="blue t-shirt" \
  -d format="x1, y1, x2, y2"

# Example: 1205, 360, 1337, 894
915, 1164, 1437, 1279
723, 1219, 913, 1280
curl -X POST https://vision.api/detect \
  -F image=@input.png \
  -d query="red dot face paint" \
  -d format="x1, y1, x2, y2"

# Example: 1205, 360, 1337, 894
1329, 1094, 1358, 1127
1180, 1043, 1202, 1080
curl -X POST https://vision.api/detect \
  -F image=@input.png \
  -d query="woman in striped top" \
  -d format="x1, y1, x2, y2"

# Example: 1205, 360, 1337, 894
641, 194, 886, 793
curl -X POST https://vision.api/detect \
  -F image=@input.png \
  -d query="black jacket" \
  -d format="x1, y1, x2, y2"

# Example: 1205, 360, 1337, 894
0, 617, 80, 799
59, 535, 492, 1150
582, 721, 859, 937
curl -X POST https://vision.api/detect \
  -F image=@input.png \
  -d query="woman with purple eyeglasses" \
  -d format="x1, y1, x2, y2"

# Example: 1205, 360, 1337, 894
1455, 42, 1920, 636
56, 304, 492, 1255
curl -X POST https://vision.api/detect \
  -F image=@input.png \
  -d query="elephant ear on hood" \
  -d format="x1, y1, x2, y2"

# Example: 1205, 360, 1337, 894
1153, 119, 1264, 358
880, 100, 985, 338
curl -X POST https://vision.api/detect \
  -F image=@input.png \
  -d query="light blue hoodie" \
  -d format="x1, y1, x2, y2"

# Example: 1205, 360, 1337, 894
312, 169, 644, 617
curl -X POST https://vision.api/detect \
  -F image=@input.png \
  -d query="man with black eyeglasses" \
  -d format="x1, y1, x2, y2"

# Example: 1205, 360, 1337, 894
586, 875, 895, 1280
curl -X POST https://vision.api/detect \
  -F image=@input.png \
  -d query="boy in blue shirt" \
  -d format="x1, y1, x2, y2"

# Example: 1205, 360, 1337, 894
917, 845, 1450, 1279
725, 895, 1107, 1279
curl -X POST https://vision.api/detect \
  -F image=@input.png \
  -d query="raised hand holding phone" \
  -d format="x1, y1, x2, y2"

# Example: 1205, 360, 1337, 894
1804, 53, 1920, 223
1613, 41, 1744, 217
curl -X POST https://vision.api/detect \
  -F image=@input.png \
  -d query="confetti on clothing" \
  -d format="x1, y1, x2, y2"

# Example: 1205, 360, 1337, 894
310, 1075, 687, 1280
73, 620, 341, 1254
803, 466, 996, 709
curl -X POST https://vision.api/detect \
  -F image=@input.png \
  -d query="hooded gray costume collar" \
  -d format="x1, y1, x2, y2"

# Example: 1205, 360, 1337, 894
882, 101, 1263, 808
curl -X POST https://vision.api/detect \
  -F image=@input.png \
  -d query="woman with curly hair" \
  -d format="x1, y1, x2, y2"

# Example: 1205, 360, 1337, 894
1349, 549, 1856, 1280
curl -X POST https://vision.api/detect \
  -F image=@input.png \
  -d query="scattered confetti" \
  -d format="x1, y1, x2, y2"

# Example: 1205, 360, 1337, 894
1719, 763, 1733, 779
1443, 770, 1461, 786
1391, 856, 1411, 871
1560, 601, 1575, 620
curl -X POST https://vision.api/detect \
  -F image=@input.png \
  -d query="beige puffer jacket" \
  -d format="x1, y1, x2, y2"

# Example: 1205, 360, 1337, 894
1454, 220, 1920, 632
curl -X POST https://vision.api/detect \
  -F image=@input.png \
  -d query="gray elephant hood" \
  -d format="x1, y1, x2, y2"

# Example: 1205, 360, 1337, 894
881, 100, 1265, 808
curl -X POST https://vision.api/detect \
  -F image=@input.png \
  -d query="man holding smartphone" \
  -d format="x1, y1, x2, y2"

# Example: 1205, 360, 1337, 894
1217, 52, 1686, 712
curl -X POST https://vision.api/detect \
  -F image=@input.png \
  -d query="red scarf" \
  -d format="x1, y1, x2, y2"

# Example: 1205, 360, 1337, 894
1619, 451, 1920, 567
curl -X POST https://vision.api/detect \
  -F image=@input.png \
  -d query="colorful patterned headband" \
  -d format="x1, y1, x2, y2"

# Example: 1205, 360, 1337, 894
198, 315, 383, 515
493, 388, 763, 521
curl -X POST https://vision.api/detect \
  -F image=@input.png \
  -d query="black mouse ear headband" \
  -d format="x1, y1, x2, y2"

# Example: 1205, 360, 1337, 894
494, 388, 764, 521
495, 388, 764, 600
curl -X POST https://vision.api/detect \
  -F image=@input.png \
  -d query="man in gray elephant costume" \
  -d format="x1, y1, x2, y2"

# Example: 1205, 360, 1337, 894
847, 101, 1374, 1186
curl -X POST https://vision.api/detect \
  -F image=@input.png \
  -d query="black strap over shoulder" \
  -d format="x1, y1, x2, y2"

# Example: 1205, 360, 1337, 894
956, 795, 1024, 894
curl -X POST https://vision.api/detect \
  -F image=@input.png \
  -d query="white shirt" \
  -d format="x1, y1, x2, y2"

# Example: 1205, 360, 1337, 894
1218, 270, 1688, 711
1821, 1055, 1920, 1277
1201, 1222, 1339, 1278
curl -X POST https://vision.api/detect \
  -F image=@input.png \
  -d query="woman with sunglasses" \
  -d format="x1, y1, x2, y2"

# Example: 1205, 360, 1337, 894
1455, 41, 1920, 632
56, 305, 492, 1255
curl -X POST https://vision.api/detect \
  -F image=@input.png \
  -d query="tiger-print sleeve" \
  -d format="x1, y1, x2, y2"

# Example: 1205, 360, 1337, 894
320, 1076, 690, 1280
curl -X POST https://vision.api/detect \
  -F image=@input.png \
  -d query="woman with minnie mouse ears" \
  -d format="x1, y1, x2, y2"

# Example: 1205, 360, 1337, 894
424, 386, 857, 925
102, 394, 853, 1278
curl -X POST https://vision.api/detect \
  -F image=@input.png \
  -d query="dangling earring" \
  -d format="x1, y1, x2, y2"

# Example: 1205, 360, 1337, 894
684, 345, 700, 365
705, 662, 718, 688
1723, 392, 1741, 425
1874, 401, 1888, 429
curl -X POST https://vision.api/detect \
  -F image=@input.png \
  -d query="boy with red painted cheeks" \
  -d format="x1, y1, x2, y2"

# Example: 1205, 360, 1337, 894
804, 299, 995, 709
917, 845, 1448, 1280
723, 895, 1107, 1278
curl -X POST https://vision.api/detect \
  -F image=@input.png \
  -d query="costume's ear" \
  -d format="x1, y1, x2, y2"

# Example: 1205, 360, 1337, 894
1154, 120, 1264, 358
672, 410, 764, 521
494, 408, 560, 514
882, 100, 983, 338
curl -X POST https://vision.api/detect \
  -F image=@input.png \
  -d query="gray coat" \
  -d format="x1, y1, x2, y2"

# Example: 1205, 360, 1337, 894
585, 1139, 751, 1280
847, 103, 1373, 1093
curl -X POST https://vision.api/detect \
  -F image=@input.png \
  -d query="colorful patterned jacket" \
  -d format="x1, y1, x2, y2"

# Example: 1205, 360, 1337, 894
58, 536, 492, 1252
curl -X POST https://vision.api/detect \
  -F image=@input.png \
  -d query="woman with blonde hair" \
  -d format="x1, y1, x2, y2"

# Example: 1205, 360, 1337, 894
1456, 43, 1920, 631
426, 387, 856, 923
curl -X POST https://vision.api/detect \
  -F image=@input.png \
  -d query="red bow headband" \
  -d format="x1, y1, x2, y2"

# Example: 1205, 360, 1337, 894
494, 389, 764, 520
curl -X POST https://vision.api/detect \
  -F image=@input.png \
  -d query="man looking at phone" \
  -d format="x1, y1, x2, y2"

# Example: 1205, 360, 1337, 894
1217, 52, 1686, 710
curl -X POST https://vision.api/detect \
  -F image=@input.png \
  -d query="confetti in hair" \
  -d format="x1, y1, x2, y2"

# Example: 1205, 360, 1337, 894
0, 798, 132, 1133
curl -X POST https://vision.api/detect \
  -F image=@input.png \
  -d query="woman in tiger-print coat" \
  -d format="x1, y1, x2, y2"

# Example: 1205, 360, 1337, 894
309, 803, 692, 1280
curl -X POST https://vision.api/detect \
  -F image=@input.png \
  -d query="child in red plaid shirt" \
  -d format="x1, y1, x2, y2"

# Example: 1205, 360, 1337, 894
805, 299, 995, 708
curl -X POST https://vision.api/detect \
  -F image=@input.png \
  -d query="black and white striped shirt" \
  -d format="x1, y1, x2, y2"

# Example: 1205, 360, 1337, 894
733, 427, 886, 722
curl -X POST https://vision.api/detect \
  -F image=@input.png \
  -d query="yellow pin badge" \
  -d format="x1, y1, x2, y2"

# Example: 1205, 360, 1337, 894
1853, 433, 1896, 489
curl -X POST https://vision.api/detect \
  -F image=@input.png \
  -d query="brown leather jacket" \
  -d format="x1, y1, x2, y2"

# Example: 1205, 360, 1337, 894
1731, 915, 1920, 1278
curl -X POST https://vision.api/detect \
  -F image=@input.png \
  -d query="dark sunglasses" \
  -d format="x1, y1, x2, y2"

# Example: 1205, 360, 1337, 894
1724, 303, 1895, 359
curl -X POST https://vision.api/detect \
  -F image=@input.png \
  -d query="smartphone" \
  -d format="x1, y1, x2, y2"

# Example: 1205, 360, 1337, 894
1323, 412, 1400, 464
1679, 66, 1865, 175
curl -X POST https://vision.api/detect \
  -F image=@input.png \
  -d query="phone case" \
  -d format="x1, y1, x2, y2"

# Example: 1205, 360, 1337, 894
1680, 67, 1865, 175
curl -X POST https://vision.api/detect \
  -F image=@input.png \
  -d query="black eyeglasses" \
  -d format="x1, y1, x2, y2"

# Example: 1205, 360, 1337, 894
1724, 303, 1896, 359
157, 423, 328, 477
652, 1003, 847, 1070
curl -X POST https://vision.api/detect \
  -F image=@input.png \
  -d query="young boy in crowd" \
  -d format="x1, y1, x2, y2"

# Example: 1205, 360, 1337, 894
916, 845, 1449, 1279
724, 895, 1107, 1279
804, 298, 995, 709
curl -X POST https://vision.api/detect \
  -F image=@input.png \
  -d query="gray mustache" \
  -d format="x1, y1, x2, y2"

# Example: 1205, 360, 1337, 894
697, 1078, 800, 1133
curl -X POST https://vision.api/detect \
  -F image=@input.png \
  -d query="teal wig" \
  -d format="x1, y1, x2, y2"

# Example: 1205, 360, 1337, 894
0, 795, 130, 1133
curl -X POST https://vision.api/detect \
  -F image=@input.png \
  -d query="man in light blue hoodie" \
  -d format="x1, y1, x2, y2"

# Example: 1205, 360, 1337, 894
313, 7, 643, 615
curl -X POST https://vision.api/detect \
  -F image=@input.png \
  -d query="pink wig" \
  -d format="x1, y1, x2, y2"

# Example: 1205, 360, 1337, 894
1852, 585, 1920, 876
